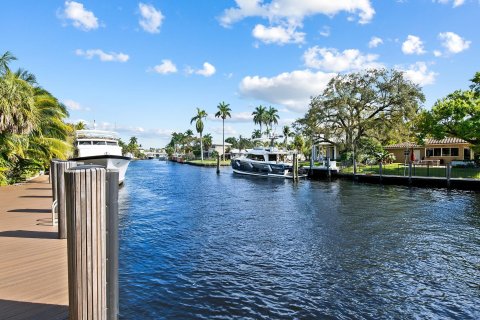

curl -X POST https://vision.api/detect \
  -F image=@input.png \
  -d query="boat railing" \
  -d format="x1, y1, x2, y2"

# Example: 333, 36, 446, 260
76, 130, 119, 140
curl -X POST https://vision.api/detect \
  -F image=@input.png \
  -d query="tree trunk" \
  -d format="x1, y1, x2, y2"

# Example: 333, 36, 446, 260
222, 119, 225, 161
200, 132, 204, 161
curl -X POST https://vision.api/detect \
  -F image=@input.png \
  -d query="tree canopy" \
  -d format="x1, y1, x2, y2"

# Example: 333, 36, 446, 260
0, 51, 72, 184
295, 69, 425, 156
416, 72, 480, 147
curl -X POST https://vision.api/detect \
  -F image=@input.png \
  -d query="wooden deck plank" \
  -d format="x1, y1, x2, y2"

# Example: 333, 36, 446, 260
0, 176, 68, 320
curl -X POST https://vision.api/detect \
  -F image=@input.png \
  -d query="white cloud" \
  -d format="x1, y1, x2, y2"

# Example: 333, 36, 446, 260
187, 62, 216, 77
75, 49, 129, 62
61, 1, 99, 31
434, 0, 465, 7
303, 47, 382, 72
220, 0, 376, 26
368, 36, 383, 48
239, 69, 336, 112
209, 111, 253, 123
402, 35, 426, 55
138, 3, 164, 33
252, 24, 305, 44
64, 99, 82, 111
319, 26, 331, 37
401, 62, 437, 86
433, 50, 442, 57
153, 60, 177, 74
96, 122, 173, 139
211, 125, 237, 135
438, 31, 471, 54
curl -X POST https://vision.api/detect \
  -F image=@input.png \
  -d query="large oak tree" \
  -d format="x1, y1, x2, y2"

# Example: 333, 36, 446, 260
295, 69, 425, 157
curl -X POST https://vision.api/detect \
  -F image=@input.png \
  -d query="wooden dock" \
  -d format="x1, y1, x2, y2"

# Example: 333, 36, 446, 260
0, 175, 68, 320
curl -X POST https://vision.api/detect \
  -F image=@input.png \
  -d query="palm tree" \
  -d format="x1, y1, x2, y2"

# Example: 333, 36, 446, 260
203, 133, 213, 155
15, 68, 37, 85
190, 108, 208, 161
0, 69, 38, 135
0, 51, 16, 74
252, 129, 261, 139
266, 106, 279, 134
252, 105, 267, 134
282, 125, 293, 146
214, 101, 232, 161
75, 121, 87, 130
26, 88, 72, 166
184, 129, 194, 153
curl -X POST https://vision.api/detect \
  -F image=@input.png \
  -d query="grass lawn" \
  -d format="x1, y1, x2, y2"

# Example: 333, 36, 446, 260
186, 159, 231, 166
342, 163, 480, 179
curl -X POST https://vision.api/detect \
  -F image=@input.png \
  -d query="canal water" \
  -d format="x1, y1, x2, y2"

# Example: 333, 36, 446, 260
118, 160, 480, 319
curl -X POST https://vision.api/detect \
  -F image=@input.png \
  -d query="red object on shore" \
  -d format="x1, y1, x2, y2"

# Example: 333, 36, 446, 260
410, 147, 416, 162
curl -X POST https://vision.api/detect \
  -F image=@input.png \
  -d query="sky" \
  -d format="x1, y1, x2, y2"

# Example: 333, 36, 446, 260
2, 0, 479, 148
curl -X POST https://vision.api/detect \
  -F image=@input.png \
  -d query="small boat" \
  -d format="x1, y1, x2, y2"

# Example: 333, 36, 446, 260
231, 146, 307, 179
70, 130, 131, 184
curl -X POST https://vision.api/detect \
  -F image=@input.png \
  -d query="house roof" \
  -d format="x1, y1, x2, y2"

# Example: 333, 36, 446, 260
384, 137, 470, 149
425, 137, 469, 145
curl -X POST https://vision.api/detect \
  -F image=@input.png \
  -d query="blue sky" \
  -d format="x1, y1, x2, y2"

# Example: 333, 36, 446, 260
2, 0, 479, 147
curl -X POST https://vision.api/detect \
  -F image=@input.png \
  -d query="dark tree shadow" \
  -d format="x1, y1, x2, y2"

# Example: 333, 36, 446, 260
0, 299, 68, 320
26, 187, 51, 190
8, 208, 51, 213
0, 230, 58, 239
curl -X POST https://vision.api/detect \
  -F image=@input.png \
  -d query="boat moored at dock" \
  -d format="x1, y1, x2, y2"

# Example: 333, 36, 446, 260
231, 146, 307, 179
70, 130, 131, 184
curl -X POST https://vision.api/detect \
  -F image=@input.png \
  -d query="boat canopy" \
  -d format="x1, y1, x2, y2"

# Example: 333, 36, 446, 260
76, 130, 119, 140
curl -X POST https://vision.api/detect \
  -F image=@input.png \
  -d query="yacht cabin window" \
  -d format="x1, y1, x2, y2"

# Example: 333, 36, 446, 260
268, 154, 277, 162
93, 141, 106, 145
78, 141, 92, 145
246, 154, 265, 161
106, 141, 117, 146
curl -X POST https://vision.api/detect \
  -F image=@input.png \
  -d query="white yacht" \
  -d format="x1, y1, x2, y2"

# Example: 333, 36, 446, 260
231, 146, 307, 179
71, 130, 131, 184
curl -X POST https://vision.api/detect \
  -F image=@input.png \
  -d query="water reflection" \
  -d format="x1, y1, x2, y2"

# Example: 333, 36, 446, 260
118, 160, 480, 319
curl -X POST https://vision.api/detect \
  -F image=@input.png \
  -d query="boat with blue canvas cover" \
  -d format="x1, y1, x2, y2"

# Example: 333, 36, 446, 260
231, 144, 307, 179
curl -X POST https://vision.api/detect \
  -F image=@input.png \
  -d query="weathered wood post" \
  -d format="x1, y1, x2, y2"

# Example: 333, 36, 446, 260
292, 153, 296, 180
216, 154, 220, 175
56, 161, 79, 239
379, 161, 383, 181
326, 157, 331, 180
310, 146, 314, 173
65, 165, 107, 320
51, 159, 59, 213
408, 162, 412, 185
106, 170, 119, 320
446, 163, 451, 188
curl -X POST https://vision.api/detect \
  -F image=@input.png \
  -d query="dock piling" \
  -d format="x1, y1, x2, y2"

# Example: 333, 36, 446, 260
65, 165, 108, 320
55, 160, 78, 239
216, 154, 220, 175
106, 170, 119, 320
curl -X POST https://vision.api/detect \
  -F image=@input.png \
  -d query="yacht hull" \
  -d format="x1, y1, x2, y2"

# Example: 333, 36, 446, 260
231, 159, 307, 179
70, 155, 131, 184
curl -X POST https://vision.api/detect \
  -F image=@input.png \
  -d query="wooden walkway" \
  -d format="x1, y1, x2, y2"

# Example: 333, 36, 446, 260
0, 175, 68, 320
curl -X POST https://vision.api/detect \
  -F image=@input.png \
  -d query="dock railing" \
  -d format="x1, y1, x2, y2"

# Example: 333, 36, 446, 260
339, 162, 480, 179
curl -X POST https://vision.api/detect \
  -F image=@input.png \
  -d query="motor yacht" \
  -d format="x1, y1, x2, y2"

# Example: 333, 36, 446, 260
70, 130, 131, 184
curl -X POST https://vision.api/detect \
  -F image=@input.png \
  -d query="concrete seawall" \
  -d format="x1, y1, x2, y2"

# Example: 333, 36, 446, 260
340, 173, 480, 191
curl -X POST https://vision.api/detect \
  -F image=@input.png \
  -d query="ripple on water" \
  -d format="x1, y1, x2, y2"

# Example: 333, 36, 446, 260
118, 160, 480, 319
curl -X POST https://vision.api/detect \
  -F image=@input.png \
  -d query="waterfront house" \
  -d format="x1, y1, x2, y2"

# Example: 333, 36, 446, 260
384, 138, 473, 165
208, 142, 232, 158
